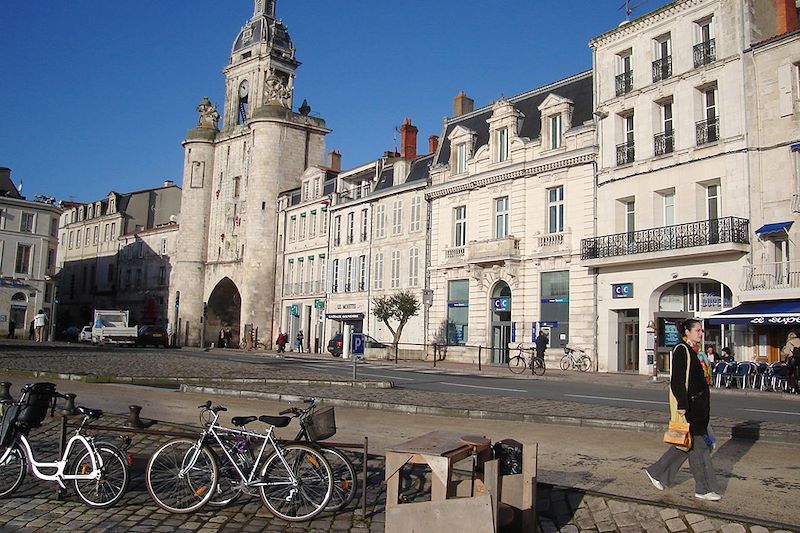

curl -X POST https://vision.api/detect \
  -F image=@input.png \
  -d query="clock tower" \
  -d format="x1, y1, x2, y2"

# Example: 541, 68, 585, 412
170, 0, 329, 347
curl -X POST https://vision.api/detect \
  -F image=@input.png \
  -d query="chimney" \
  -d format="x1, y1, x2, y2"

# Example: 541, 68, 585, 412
163, 180, 174, 187
428, 135, 439, 154
776, 0, 799, 34
453, 91, 474, 117
400, 118, 418, 160
328, 149, 342, 171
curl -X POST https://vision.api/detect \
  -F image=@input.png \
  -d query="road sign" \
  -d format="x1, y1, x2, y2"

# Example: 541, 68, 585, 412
351, 333, 364, 355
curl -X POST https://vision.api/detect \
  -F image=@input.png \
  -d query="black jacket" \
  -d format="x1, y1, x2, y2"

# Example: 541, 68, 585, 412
670, 341, 710, 436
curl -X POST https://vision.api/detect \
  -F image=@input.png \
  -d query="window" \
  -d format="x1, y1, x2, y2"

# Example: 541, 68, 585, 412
392, 200, 402, 235
409, 248, 419, 287
375, 204, 386, 238
548, 186, 564, 233
160, 238, 168, 255
299, 214, 306, 239
360, 209, 368, 241
625, 200, 636, 235
15, 244, 31, 274
706, 184, 720, 220
455, 142, 467, 174
346, 212, 354, 243
390, 250, 400, 288
447, 280, 469, 345
85, 229, 90, 246
655, 101, 674, 155
410, 196, 422, 232
497, 127, 509, 162
309, 211, 317, 237
617, 113, 635, 165
233, 176, 241, 198
47, 248, 55, 271
69, 231, 74, 249
297, 260, 305, 292
373, 252, 384, 290
694, 18, 715, 67
289, 217, 297, 242
616, 50, 633, 95
653, 35, 672, 82
319, 256, 326, 291
320, 209, 328, 234
20, 213, 34, 233
50, 218, 58, 237
358, 255, 367, 290
331, 259, 339, 292
333, 215, 341, 245
454, 206, 467, 247
549, 115, 562, 149
76, 229, 81, 248
302, 180, 309, 200
345, 257, 353, 291
495, 197, 509, 238
664, 192, 675, 226
110, 223, 116, 239
313, 178, 321, 197
697, 87, 718, 145
104, 224, 109, 241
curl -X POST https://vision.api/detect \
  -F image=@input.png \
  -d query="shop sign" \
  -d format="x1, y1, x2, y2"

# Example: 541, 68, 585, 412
492, 297, 511, 311
314, 299, 325, 310
750, 316, 800, 324
448, 302, 469, 308
612, 283, 634, 299
541, 297, 569, 303
290, 304, 299, 317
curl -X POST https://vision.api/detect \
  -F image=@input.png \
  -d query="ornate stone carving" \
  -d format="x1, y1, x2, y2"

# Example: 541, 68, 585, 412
196, 97, 220, 130
264, 74, 291, 108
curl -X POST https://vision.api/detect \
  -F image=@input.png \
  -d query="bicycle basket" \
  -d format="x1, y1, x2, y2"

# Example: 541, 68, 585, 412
17, 382, 56, 429
0, 404, 21, 447
302, 406, 336, 441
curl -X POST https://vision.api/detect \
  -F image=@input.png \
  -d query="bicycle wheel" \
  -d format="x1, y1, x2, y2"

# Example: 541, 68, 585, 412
259, 443, 332, 522
532, 357, 546, 376
320, 446, 357, 512
207, 443, 250, 507
508, 356, 527, 374
579, 356, 592, 372
0, 444, 26, 498
146, 438, 218, 513
73, 444, 130, 508
559, 355, 571, 370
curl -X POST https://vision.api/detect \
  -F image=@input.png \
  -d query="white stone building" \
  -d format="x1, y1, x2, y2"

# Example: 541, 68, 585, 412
426, 74, 597, 364
0, 168, 61, 338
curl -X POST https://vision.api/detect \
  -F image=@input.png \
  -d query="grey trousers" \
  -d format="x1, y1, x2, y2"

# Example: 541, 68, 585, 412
647, 441, 719, 494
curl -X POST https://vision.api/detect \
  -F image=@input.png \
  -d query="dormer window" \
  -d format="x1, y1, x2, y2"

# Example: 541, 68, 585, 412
447, 124, 477, 176
496, 127, 509, 162
455, 143, 467, 174
549, 115, 563, 149
538, 93, 573, 151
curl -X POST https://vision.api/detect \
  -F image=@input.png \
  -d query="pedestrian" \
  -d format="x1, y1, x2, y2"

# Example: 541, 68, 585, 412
535, 330, 548, 361
33, 310, 47, 342
783, 331, 800, 393
704, 345, 718, 364
224, 326, 233, 348
7, 319, 16, 339
645, 318, 721, 501
28, 320, 35, 340
218, 327, 227, 348
721, 346, 734, 362
275, 331, 287, 353
781, 331, 800, 360
296, 330, 304, 353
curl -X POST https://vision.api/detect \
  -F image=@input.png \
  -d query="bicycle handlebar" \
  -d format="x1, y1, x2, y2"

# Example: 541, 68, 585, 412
198, 400, 226, 413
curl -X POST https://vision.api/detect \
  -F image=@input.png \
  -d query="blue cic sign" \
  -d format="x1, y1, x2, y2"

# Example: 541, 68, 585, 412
351, 333, 364, 355
492, 297, 511, 311
612, 283, 634, 299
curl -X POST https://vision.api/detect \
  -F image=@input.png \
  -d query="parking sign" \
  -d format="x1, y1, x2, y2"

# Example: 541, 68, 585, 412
351, 333, 364, 355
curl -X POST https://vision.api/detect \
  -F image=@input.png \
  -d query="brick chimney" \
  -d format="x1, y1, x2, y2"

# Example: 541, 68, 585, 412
453, 91, 474, 117
428, 135, 439, 154
328, 149, 341, 171
400, 118, 418, 161
776, 0, 799, 34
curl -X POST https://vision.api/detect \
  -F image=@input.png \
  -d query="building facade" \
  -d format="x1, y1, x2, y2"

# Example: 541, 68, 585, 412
0, 168, 61, 339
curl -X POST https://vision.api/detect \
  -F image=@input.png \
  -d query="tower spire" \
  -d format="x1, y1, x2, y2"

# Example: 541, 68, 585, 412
253, 0, 276, 19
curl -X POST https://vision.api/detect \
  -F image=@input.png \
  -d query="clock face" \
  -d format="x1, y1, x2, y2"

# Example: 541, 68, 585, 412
239, 80, 249, 99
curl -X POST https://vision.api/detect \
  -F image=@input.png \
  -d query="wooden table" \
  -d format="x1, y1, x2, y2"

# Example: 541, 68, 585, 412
384, 431, 491, 508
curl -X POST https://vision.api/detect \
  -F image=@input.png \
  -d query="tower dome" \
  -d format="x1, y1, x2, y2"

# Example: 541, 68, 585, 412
231, 0, 295, 61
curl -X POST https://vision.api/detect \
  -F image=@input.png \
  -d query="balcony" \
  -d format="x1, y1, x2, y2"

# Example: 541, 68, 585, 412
615, 70, 633, 96
654, 131, 674, 156
652, 56, 672, 82
693, 39, 716, 67
466, 236, 520, 265
581, 217, 750, 267
696, 117, 719, 146
616, 141, 635, 166
741, 261, 800, 298
445, 246, 465, 260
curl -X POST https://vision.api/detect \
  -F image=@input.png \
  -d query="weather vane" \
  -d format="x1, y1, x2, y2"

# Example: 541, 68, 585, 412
620, 0, 648, 22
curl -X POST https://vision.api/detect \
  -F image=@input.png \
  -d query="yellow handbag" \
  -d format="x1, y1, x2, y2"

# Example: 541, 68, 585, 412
664, 344, 693, 450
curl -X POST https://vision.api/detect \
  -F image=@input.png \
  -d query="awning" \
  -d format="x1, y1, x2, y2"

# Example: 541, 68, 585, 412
325, 312, 364, 320
754, 221, 793, 237
707, 299, 800, 325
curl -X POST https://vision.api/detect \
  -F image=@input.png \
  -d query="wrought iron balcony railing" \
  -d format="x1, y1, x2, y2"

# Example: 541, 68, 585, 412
742, 260, 800, 291
696, 117, 719, 145
616, 141, 635, 165
693, 39, 716, 67
615, 70, 633, 96
654, 131, 674, 156
581, 217, 749, 260
652, 56, 672, 82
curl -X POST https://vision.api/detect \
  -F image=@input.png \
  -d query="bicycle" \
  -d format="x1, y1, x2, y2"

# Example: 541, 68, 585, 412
560, 346, 592, 372
0, 382, 130, 508
508, 344, 546, 376
208, 398, 357, 512
146, 400, 333, 522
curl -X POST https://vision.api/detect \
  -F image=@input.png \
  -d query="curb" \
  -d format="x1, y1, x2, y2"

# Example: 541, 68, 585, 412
179, 384, 800, 446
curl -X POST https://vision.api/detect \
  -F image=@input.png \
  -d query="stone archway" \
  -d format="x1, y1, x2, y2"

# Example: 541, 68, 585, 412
206, 277, 242, 348
489, 280, 512, 364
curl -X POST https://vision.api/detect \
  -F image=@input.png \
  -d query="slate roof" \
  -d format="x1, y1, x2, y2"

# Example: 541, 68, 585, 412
435, 71, 593, 167
373, 153, 434, 192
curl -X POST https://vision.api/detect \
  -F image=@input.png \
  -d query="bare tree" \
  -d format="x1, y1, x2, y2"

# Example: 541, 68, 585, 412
371, 290, 421, 351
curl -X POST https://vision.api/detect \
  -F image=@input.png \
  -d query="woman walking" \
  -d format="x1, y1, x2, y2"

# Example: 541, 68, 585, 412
645, 318, 721, 501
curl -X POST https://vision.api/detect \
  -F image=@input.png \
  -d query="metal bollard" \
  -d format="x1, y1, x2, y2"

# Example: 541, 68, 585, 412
61, 393, 79, 416
125, 405, 144, 428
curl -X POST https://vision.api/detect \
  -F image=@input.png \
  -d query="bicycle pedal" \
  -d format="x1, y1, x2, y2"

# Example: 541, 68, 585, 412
56, 487, 68, 500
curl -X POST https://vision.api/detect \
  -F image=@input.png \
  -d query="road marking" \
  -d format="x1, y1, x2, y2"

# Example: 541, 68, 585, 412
742, 408, 800, 416
440, 382, 526, 393
564, 394, 665, 405
357, 372, 414, 381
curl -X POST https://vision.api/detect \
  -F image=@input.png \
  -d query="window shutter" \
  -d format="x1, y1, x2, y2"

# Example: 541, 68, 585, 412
778, 64, 794, 118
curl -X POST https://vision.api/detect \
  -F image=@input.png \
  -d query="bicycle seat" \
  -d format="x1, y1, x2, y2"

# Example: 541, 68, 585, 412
231, 416, 258, 427
258, 415, 291, 428
77, 406, 102, 419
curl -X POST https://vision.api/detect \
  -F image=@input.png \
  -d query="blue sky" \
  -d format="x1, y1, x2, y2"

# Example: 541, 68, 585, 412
1, 0, 670, 203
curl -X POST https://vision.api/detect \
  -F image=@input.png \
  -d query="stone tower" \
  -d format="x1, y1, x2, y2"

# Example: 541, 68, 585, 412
170, 0, 329, 347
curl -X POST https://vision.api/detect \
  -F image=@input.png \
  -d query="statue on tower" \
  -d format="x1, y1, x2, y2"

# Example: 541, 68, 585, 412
196, 97, 220, 130
264, 74, 291, 108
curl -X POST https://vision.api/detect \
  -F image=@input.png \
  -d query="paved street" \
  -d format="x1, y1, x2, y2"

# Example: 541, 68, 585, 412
0, 343, 798, 532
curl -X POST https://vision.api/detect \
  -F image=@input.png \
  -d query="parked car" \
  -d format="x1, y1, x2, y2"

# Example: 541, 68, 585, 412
135, 325, 169, 348
327, 333, 385, 357
78, 326, 93, 343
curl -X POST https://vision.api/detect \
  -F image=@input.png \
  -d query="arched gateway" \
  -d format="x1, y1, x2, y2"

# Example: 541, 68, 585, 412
206, 277, 242, 348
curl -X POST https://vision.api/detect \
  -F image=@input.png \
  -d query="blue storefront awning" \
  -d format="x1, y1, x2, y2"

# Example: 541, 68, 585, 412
754, 221, 793, 237
707, 299, 800, 325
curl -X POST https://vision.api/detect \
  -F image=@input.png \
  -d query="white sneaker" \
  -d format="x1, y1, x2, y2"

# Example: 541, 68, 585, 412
695, 492, 722, 501
645, 470, 664, 491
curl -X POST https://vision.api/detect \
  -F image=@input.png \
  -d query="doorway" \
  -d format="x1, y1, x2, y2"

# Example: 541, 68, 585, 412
206, 277, 242, 347
490, 282, 512, 364
617, 309, 639, 372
